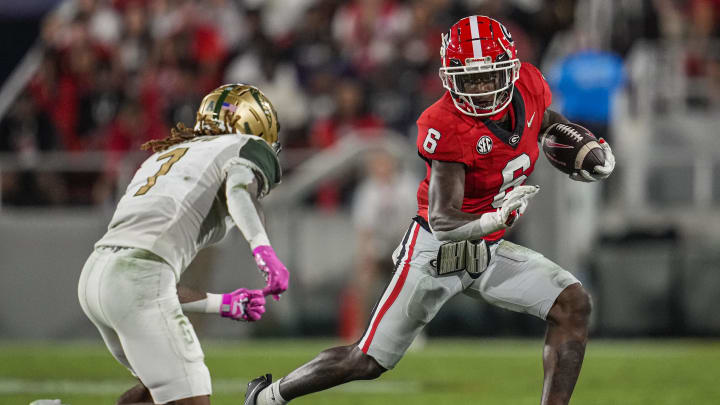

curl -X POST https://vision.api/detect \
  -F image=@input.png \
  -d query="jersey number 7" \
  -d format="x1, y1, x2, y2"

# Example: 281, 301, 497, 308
134, 147, 189, 196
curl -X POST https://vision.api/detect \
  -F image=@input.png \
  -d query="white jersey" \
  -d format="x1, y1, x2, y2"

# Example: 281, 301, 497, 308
96, 134, 281, 278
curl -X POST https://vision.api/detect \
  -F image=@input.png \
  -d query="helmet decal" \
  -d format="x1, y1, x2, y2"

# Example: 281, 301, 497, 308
221, 102, 238, 113
498, 20, 513, 43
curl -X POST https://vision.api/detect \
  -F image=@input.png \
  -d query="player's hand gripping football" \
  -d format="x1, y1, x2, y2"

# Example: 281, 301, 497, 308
498, 185, 540, 227
220, 288, 266, 322
570, 138, 615, 182
253, 245, 289, 301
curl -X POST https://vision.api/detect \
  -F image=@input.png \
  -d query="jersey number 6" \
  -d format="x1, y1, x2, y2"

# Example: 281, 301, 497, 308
134, 147, 189, 196
423, 128, 441, 154
491, 153, 531, 208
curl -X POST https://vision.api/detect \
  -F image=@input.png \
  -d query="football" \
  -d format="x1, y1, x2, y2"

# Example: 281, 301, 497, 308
540, 122, 605, 175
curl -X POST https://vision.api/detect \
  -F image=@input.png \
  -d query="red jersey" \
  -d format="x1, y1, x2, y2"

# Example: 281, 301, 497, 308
416, 63, 552, 241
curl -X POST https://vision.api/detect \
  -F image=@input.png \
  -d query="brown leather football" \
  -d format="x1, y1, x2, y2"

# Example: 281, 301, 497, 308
540, 123, 605, 175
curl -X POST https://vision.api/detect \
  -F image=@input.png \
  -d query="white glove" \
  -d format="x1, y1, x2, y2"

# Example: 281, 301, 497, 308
495, 185, 540, 227
432, 185, 540, 241
570, 138, 615, 182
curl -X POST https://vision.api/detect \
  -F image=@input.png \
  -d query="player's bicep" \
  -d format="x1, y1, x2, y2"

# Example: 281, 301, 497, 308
224, 165, 269, 246
225, 164, 262, 200
428, 160, 466, 228
223, 138, 281, 199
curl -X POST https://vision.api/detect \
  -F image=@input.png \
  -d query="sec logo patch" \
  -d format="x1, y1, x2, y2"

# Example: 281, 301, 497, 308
476, 136, 493, 155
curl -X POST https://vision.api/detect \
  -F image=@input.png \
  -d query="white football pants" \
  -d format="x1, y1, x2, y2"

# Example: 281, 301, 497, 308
358, 220, 580, 369
77, 246, 211, 403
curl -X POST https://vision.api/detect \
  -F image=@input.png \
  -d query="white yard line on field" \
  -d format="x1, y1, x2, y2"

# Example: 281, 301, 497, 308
0, 378, 421, 395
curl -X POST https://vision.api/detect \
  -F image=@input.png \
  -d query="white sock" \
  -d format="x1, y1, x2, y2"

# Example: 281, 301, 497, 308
256, 379, 287, 405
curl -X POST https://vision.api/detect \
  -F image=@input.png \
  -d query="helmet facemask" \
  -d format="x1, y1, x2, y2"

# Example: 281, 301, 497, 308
439, 57, 520, 117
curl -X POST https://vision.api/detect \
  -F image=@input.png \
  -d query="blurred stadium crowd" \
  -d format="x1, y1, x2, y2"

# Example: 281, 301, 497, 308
0, 0, 718, 207
1, 0, 719, 344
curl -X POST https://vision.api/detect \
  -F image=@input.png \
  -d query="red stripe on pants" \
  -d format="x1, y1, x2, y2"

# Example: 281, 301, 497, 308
361, 224, 421, 353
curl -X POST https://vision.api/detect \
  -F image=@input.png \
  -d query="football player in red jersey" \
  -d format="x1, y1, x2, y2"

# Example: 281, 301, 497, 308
244, 16, 615, 405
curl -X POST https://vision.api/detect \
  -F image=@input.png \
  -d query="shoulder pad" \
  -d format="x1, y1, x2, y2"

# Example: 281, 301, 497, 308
519, 62, 552, 109
518, 64, 543, 93
416, 112, 469, 165
238, 138, 282, 189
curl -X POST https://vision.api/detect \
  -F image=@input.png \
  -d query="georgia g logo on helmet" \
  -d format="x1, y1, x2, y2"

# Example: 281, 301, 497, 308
498, 21, 513, 43
439, 15, 521, 117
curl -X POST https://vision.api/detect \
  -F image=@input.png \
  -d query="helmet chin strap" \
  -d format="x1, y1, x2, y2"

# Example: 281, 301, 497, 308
487, 104, 510, 121
451, 86, 513, 118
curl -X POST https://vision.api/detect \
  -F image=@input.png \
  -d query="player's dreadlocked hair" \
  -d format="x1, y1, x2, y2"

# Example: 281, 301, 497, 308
140, 113, 242, 153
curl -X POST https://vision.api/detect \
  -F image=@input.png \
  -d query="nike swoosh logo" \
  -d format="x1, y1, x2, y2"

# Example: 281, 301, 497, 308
233, 300, 245, 315
527, 112, 535, 128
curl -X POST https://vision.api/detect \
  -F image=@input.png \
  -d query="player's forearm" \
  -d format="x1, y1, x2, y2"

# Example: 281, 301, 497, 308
430, 185, 540, 241
429, 206, 481, 233
540, 108, 569, 132
225, 166, 271, 249
427, 161, 480, 238
178, 285, 223, 313
179, 285, 267, 321
430, 208, 504, 241
225, 164, 289, 299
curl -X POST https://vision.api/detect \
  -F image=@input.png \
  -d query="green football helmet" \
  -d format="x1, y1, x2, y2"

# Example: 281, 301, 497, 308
194, 84, 281, 153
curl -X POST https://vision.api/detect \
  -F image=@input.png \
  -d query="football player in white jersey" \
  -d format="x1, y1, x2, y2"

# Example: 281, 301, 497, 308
77, 84, 290, 405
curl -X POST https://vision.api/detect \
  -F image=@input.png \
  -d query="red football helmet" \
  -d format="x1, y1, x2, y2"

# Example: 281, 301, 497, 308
439, 16, 521, 117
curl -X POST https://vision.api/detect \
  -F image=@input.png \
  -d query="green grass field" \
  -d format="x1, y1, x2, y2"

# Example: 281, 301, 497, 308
2, 339, 719, 404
